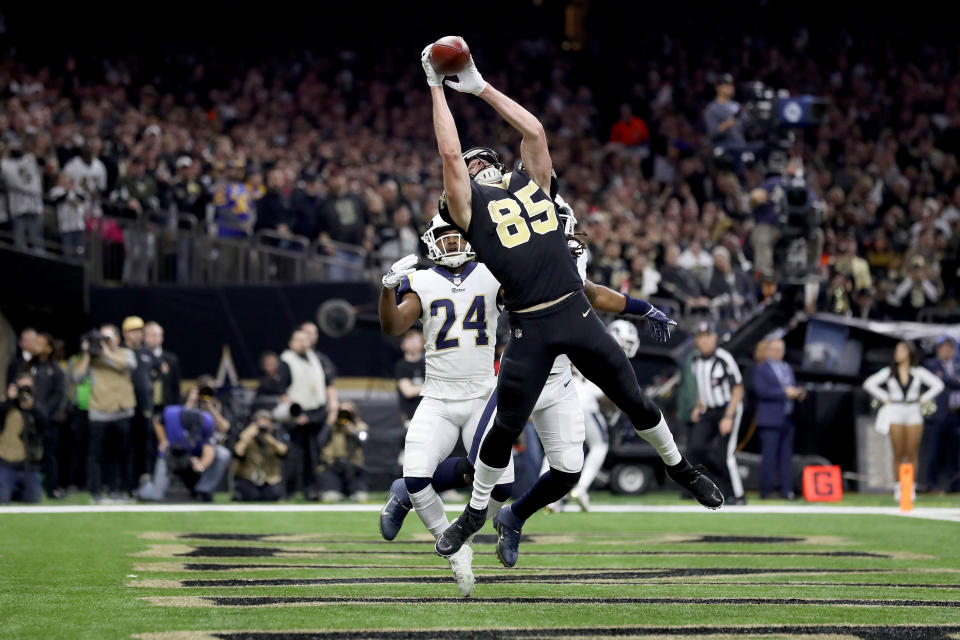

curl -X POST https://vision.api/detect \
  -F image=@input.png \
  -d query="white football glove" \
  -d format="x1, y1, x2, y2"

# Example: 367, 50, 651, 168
420, 45, 444, 87
382, 254, 418, 289
444, 55, 487, 95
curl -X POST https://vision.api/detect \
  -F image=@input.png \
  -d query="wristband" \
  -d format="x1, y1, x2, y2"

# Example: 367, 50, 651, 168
624, 296, 653, 316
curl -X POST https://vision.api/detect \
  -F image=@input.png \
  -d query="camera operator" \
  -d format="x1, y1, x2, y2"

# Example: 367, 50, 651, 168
137, 385, 231, 502
704, 74, 747, 155
748, 154, 824, 278
72, 325, 136, 502
274, 328, 335, 500
232, 410, 288, 501
319, 401, 368, 502
0, 373, 44, 503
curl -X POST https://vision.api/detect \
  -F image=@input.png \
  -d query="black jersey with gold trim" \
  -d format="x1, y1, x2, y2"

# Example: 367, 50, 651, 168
439, 162, 581, 311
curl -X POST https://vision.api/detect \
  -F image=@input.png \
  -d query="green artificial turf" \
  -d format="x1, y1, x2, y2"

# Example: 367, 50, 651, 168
2, 495, 960, 639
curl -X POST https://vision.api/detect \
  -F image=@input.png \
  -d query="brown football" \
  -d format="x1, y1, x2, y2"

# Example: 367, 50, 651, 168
430, 36, 470, 75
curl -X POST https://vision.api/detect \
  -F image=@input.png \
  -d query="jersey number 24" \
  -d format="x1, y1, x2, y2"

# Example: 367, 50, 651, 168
430, 296, 488, 350
486, 181, 558, 249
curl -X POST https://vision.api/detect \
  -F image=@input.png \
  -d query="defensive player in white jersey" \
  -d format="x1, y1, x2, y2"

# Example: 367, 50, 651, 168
544, 320, 639, 513
378, 214, 514, 597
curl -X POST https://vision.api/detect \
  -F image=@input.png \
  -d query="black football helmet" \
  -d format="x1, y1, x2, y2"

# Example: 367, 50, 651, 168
462, 147, 505, 184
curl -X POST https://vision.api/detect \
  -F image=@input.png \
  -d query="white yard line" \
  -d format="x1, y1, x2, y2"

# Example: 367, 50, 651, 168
1, 503, 959, 522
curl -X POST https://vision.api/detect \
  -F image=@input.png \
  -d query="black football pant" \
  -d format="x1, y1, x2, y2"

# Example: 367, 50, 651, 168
478, 290, 662, 469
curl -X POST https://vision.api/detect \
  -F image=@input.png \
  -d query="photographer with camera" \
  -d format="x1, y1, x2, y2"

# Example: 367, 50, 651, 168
748, 154, 824, 279
232, 410, 288, 501
0, 373, 44, 503
274, 328, 336, 500
137, 384, 231, 502
319, 401, 368, 502
72, 324, 137, 502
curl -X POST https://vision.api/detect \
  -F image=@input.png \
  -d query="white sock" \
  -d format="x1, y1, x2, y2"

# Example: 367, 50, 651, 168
635, 413, 682, 466
469, 459, 505, 511
578, 442, 609, 493
409, 486, 449, 539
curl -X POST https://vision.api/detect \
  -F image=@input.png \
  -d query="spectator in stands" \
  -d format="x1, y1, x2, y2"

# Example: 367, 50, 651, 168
590, 239, 629, 290
609, 104, 650, 148
318, 171, 373, 280
24, 332, 65, 498
144, 322, 181, 411
319, 401, 368, 502
626, 251, 660, 299
49, 172, 88, 258
168, 156, 207, 220
138, 392, 232, 502
275, 328, 334, 500
706, 246, 753, 324
62, 137, 107, 221
395, 329, 425, 426
72, 324, 136, 502
232, 409, 288, 502
112, 158, 159, 283
1, 138, 44, 253
256, 168, 295, 234
923, 336, 960, 493
678, 239, 714, 287
658, 243, 711, 311
0, 372, 43, 503
378, 205, 420, 271
833, 234, 873, 292
752, 338, 805, 500
851, 287, 885, 320
818, 271, 854, 316
213, 158, 256, 238
888, 256, 940, 319
865, 230, 901, 281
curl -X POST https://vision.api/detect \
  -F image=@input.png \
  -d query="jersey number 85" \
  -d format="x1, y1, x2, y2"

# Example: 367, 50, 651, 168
487, 181, 558, 248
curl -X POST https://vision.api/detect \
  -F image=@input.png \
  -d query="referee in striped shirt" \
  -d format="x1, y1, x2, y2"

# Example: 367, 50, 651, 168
689, 321, 746, 505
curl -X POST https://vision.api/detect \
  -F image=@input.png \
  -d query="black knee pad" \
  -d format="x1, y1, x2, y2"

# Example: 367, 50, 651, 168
404, 476, 431, 494
491, 482, 513, 502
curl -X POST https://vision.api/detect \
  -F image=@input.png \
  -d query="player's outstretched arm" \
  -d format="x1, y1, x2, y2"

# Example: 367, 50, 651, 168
443, 54, 551, 192
422, 46, 471, 230
380, 255, 423, 336
584, 280, 677, 343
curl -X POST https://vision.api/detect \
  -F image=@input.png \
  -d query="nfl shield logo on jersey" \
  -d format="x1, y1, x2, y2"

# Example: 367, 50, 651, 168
514, 328, 522, 339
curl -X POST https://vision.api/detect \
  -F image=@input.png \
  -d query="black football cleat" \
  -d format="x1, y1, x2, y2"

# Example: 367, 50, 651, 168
436, 505, 486, 557
378, 478, 412, 541
492, 505, 523, 568
666, 462, 724, 509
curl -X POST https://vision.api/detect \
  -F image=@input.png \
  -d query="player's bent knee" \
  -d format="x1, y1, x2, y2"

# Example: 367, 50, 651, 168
550, 468, 581, 490
404, 477, 432, 494
631, 405, 663, 432
551, 445, 584, 475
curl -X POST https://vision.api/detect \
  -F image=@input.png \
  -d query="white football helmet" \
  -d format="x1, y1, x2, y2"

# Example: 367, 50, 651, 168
608, 319, 640, 358
555, 194, 577, 236
421, 215, 475, 268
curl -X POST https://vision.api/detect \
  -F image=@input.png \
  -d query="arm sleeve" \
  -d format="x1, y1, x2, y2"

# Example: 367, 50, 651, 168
863, 367, 891, 402
916, 366, 946, 403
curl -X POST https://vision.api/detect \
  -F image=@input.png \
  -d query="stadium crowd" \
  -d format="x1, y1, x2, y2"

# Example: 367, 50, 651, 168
0, 22, 959, 323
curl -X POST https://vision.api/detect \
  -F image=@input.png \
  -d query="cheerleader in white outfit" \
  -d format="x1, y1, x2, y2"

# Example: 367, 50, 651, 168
862, 341, 944, 499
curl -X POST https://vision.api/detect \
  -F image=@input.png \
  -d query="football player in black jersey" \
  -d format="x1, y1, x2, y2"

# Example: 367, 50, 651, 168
420, 44, 724, 563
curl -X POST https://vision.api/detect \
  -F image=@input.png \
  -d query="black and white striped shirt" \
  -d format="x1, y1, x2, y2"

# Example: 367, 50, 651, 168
692, 347, 743, 409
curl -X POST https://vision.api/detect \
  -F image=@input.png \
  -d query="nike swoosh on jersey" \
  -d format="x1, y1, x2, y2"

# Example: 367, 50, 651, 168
582, 309, 590, 317
563, 380, 571, 387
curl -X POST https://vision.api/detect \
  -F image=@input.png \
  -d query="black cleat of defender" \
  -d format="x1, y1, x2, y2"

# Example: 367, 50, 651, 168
666, 462, 724, 509
436, 505, 487, 557
492, 505, 523, 568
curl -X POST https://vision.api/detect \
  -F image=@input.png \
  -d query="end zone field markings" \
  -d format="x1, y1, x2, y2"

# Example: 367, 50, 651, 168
130, 544, 905, 559
141, 595, 960, 608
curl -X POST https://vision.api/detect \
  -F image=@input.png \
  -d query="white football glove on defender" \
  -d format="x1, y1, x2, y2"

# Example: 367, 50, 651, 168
420, 46, 444, 87
382, 254, 419, 289
444, 56, 487, 95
